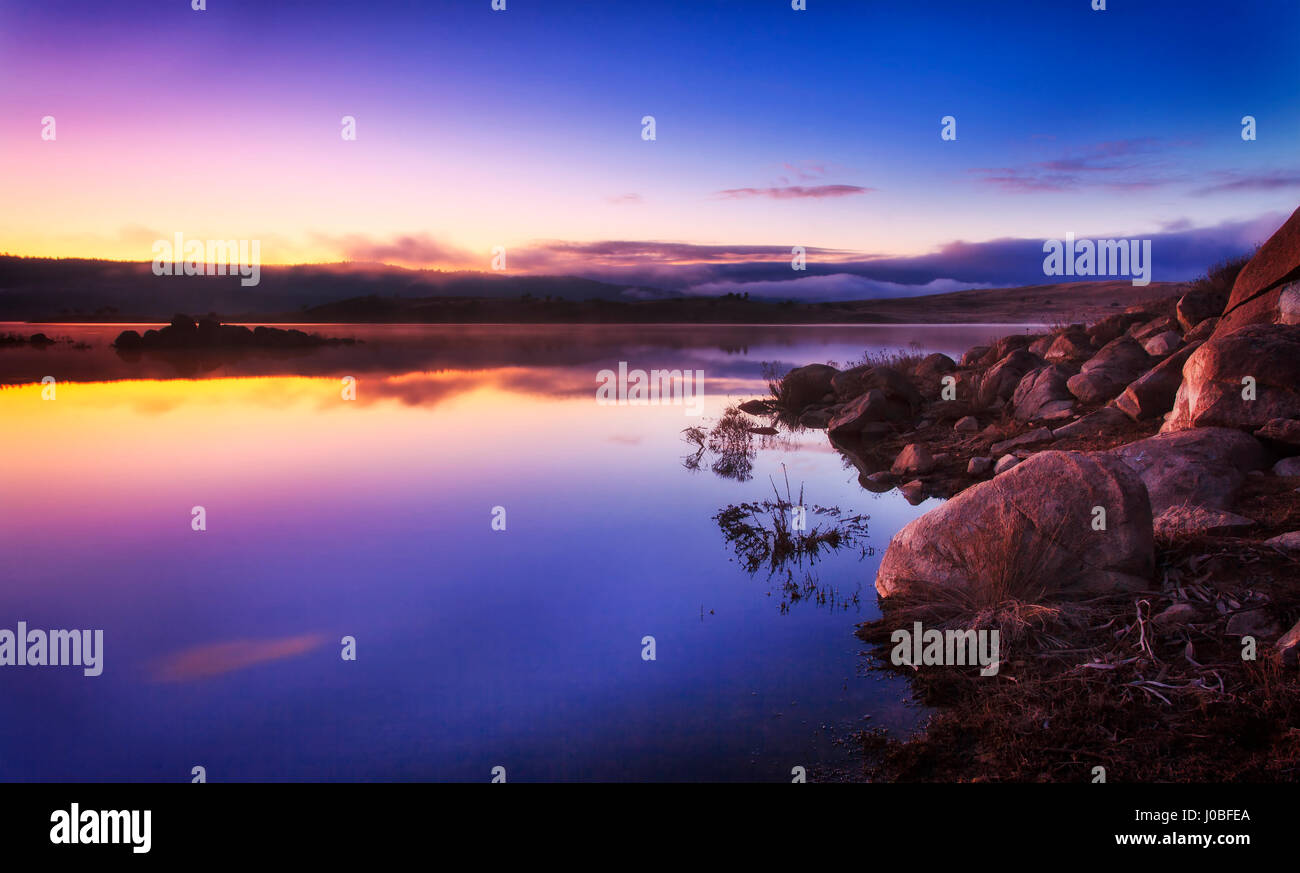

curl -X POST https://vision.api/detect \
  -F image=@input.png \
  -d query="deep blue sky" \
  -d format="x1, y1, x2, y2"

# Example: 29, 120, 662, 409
2, 0, 1297, 295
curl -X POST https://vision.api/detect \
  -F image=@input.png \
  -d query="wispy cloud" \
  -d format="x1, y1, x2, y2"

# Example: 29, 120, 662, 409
1192, 170, 1300, 196
153, 633, 326, 682
775, 160, 829, 183
972, 138, 1181, 193
715, 184, 873, 200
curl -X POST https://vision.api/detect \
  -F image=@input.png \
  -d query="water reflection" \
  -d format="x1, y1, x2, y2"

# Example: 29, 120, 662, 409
0, 322, 1022, 780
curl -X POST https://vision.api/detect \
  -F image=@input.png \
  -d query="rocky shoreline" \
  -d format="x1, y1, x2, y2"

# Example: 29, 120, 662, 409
758, 208, 1300, 781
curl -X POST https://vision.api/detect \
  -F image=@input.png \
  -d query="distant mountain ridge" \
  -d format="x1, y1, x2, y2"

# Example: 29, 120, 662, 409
0, 256, 668, 321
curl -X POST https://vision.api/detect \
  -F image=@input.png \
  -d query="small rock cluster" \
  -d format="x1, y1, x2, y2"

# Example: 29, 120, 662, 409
113, 314, 356, 351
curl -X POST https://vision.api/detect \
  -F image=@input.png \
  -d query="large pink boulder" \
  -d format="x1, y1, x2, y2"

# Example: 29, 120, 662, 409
1162, 323, 1300, 431
875, 451, 1154, 600
1217, 205, 1300, 335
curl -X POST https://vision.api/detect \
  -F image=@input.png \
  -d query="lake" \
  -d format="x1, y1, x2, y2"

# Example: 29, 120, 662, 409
0, 322, 1023, 781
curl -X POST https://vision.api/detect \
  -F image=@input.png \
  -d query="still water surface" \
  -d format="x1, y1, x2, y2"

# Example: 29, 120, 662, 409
0, 322, 1021, 781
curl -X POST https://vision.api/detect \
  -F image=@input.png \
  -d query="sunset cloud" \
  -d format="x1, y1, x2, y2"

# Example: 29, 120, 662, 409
320, 233, 477, 268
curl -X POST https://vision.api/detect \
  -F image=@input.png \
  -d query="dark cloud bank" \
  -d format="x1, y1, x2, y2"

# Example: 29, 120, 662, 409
533, 211, 1284, 302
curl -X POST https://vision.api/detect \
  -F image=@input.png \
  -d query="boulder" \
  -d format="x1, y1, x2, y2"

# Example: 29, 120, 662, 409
1108, 427, 1268, 515
1042, 405, 1080, 423
1066, 336, 1153, 404
1153, 506, 1256, 538
1254, 418, 1300, 447
1217, 205, 1300, 335
954, 415, 979, 434
1141, 330, 1182, 357
991, 427, 1054, 455
778, 364, 839, 411
891, 443, 935, 476
976, 349, 1044, 409
993, 454, 1021, 475
874, 451, 1154, 599
1162, 324, 1300, 432
1184, 317, 1219, 343
828, 389, 911, 435
1275, 457, 1300, 477
1280, 282, 1300, 325
1129, 315, 1181, 343
1226, 610, 1280, 639
830, 364, 922, 408
1276, 619, 1300, 667
967, 456, 994, 475
1029, 334, 1054, 357
1051, 406, 1130, 440
1011, 365, 1076, 421
1176, 289, 1227, 332
976, 335, 1033, 368
1087, 312, 1144, 347
1112, 340, 1203, 421
1266, 531, 1300, 550
913, 353, 958, 398
960, 345, 990, 368
1044, 331, 1094, 363
914, 352, 957, 380
1153, 603, 1201, 627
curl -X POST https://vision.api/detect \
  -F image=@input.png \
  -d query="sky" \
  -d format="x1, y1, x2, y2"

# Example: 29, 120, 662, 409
1, 0, 1298, 298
